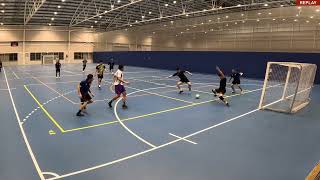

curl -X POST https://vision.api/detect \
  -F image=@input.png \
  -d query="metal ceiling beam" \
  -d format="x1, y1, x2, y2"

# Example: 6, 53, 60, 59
24, 0, 46, 25
70, 0, 145, 27
110, 0, 288, 30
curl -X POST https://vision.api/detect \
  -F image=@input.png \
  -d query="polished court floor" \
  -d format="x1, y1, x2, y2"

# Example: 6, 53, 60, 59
0, 63, 319, 180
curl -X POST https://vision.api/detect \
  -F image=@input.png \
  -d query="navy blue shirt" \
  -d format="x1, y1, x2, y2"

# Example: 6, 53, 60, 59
220, 78, 227, 89
231, 72, 241, 81
79, 80, 91, 95
55, 62, 61, 70
173, 71, 189, 82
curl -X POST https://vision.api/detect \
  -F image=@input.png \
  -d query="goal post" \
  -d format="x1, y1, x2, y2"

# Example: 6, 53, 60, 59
259, 62, 317, 113
42, 55, 55, 65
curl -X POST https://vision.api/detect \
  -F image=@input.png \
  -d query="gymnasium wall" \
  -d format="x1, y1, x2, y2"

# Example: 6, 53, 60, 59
0, 26, 95, 65
93, 51, 320, 84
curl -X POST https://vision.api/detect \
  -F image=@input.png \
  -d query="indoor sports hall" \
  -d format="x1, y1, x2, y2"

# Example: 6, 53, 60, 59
0, 1, 320, 180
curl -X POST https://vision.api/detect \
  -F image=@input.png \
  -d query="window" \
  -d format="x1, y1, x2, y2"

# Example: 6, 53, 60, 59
30, 53, 42, 61
74, 52, 92, 60
0, 53, 18, 62
9, 53, 18, 61
30, 52, 64, 61
74, 52, 83, 60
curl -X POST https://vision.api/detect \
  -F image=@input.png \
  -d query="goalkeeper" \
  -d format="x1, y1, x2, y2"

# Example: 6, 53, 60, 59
229, 69, 243, 94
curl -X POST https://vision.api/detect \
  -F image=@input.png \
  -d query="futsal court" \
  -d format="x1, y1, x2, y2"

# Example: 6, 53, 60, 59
0, 63, 319, 180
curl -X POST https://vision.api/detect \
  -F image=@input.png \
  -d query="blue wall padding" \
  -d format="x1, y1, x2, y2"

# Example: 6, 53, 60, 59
93, 51, 320, 83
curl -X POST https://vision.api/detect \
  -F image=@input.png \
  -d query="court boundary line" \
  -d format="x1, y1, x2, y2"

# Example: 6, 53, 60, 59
24, 85, 66, 133
3, 68, 45, 180
47, 108, 260, 180
111, 83, 279, 149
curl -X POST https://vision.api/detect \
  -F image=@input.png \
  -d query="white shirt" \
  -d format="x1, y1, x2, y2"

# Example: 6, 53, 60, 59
113, 69, 124, 85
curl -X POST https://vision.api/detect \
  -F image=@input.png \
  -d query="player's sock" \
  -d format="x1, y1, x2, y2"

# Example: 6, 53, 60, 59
76, 110, 84, 116
122, 103, 128, 109
108, 100, 113, 108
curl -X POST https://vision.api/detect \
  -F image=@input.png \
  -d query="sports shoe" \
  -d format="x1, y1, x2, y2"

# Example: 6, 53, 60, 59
179, 90, 183, 94
212, 89, 217, 97
226, 103, 230, 107
122, 104, 128, 109
76, 112, 84, 116
108, 101, 112, 108
232, 91, 236, 94
98, 85, 101, 89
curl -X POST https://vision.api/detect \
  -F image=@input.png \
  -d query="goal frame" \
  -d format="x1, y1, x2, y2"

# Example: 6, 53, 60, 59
259, 61, 316, 113
42, 55, 55, 65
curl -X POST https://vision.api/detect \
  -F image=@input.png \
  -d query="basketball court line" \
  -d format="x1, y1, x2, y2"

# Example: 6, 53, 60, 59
24, 81, 265, 134
112, 83, 280, 148
169, 133, 198, 145
24, 85, 66, 133
3, 68, 45, 180
48, 108, 261, 180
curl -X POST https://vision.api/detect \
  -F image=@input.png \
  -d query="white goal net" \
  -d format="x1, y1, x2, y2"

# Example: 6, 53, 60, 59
42, 55, 55, 64
259, 62, 317, 113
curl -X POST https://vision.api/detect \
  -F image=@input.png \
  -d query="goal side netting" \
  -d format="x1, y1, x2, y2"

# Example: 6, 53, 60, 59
259, 62, 317, 113
42, 55, 55, 65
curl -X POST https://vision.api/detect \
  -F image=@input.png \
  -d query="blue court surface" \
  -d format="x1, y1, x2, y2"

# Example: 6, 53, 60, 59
1, 64, 319, 180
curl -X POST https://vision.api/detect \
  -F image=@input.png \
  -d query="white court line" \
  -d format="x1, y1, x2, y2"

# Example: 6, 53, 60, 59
11, 69, 20, 79
0, 88, 16, 91
48, 109, 260, 180
169, 133, 197, 145
43, 172, 60, 178
63, 70, 78, 75
26, 74, 77, 105
48, 82, 281, 180
3, 68, 45, 180
114, 96, 157, 148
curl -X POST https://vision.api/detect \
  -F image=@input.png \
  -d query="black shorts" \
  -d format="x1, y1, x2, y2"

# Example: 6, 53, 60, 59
180, 79, 190, 83
215, 88, 226, 95
98, 74, 103, 79
81, 93, 92, 103
232, 80, 240, 85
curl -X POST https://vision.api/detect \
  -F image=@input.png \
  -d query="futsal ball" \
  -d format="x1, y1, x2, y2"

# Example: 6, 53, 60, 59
195, 94, 200, 99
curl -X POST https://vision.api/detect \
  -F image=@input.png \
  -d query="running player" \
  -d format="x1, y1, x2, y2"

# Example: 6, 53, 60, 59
168, 68, 192, 94
229, 69, 243, 94
95, 61, 106, 89
212, 66, 229, 106
76, 74, 95, 116
108, 65, 129, 109
55, 59, 61, 78
82, 58, 88, 72
108, 58, 115, 73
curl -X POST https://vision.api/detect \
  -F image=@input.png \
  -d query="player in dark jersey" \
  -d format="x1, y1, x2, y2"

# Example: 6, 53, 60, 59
76, 74, 95, 116
82, 59, 88, 72
212, 66, 229, 106
229, 69, 243, 94
55, 60, 61, 78
168, 68, 192, 94
0, 60, 2, 73
108, 59, 115, 73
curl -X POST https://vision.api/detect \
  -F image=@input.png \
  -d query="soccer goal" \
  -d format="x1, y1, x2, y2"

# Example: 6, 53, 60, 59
42, 55, 55, 64
259, 62, 317, 113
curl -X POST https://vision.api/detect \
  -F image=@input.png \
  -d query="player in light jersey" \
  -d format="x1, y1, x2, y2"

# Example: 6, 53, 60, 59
108, 65, 129, 109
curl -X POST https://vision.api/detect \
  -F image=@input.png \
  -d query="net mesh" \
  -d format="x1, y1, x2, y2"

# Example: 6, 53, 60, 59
259, 62, 317, 113
42, 55, 55, 64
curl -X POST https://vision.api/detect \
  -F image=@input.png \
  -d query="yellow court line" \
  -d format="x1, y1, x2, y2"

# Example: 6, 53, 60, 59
24, 85, 66, 133
64, 87, 259, 133
306, 161, 320, 180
